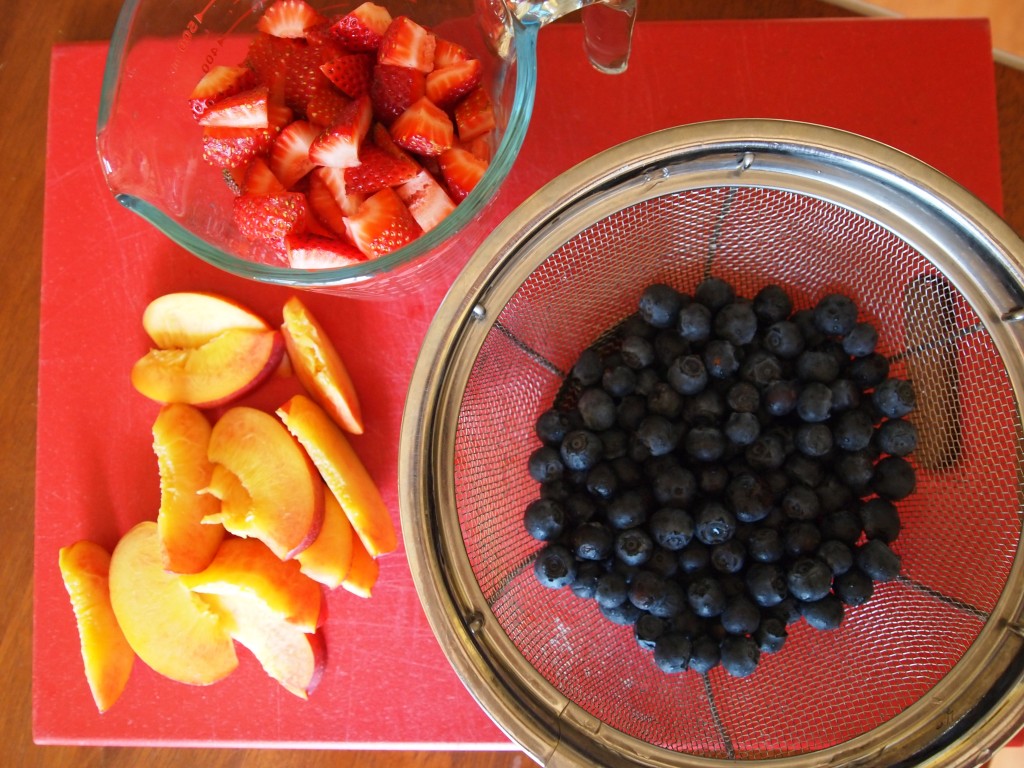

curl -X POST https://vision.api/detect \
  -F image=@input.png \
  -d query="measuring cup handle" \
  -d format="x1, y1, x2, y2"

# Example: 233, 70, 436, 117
508, 0, 638, 74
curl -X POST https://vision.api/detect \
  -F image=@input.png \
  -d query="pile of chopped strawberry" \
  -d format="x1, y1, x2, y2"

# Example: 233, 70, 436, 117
190, 0, 497, 268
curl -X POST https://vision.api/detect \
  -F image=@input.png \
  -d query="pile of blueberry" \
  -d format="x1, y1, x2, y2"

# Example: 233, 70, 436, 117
524, 278, 913, 678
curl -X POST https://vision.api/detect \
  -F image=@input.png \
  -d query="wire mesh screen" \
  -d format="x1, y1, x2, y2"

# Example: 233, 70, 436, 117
449, 185, 1023, 759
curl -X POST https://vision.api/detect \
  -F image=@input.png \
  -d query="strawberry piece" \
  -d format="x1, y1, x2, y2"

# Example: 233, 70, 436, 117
309, 95, 373, 168
189, 65, 257, 121
242, 157, 288, 195
439, 147, 487, 202
389, 97, 454, 157
344, 143, 420, 194
270, 120, 320, 188
329, 2, 392, 52
305, 89, 352, 128
396, 169, 456, 232
232, 192, 309, 240
285, 233, 366, 268
198, 86, 270, 128
454, 86, 496, 142
425, 59, 483, 111
256, 0, 325, 39
201, 126, 276, 168
377, 16, 435, 74
313, 166, 364, 216
320, 53, 375, 98
307, 170, 349, 235
343, 187, 422, 259
369, 64, 425, 125
433, 38, 471, 69
462, 134, 493, 163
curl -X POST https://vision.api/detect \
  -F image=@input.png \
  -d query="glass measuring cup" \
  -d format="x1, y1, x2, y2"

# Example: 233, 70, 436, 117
96, 0, 637, 297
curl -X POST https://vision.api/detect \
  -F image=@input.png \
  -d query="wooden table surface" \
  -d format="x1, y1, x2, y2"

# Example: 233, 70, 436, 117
4, 2, 1022, 767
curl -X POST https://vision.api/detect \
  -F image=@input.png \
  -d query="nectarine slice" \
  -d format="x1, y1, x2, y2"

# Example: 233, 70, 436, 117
181, 536, 322, 632
201, 592, 327, 699
58, 540, 135, 713
341, 531, 379, 598
153, 404, 224, 573
131, 328, 285, 408
108, 522, 238, 686
143, 291, 270, 349
207, 406, 324, 559
277, 394, 397, 557
200, 463, 254, 531
281, 295, 364, 434
296, 487, 354, 589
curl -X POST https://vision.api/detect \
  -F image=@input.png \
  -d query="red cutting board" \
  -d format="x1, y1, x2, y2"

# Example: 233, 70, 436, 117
35, 18, 1002, 747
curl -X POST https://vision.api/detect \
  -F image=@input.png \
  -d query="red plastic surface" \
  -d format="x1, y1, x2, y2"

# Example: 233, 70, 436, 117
35, 18, 1002, 747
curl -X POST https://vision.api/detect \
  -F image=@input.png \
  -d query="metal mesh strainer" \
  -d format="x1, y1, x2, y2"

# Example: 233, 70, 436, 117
399, 120, 1024, 767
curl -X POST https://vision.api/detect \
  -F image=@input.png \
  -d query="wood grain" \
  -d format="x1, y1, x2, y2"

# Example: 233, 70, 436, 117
4, 1, 1022, 767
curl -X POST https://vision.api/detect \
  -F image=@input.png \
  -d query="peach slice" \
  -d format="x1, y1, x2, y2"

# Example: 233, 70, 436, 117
200, 462, 254, 531
108, 521, 238, 686
142, 291, 270, 349
180, 536, 322, 632
341, 530, 379, 598
277, 394, 397, 557
207, 406, 324, 559
131, 328, 285, 408
281, 295, 364, 434
58, 540, 135, 712
201, 592, 327, 699
296, 487, 354, 589
153, 403, 224, 573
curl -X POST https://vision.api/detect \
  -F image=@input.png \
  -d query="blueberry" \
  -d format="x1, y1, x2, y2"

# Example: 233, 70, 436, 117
605, 488, 650, 529
725, 411, 761, 446
741, 350, 785, 388
745, 432, 788, 470
726, 473, 774, 523
611, 456, 643, 488
795, 423, 833, 457
653, 330, 690, 369
843, 322, 879, 357
653, 633, 693, 673
873, 378, 916, 418
615, 394, 648, 431
602, 364, 637, 398
785, 452, 824, 488
816, 476, 853, 514
540, 479, 570, 501
877, 418, 918, 456
677, 302, 713, 344
523, 499, 566, 541
616, 528, 655, 566
646, 382, 683, 418
746, 562, 788, 607
599, 600, 643, 625
648, 507, 695, 550
793, 308, 826, 347
684, 388, 727, 425
720, 635, 761, 678
687, 575, 727, 617
698, 464, 731, 495
715, 302, 758, 345
570, 560, 603, 599
711, 539, 746, 574
796, 349, 840, 383
594, 571, 629, 608
835, 568, 874, 606
570, 521, 614, 561
848, 353, 890, 389
771, 597, 803, 625
704, 339, 740, 379
814, 293, 858, 337
858, 497, 902, 543
667, 354, 708, 395
647, 546, 680, 578
796, 382, 833, 423
755, 616, 788, 653
694, 276, 736, 311
634, 613, 667, 651
601, 429, 629, 461
833, 409, 875, 452
572, 347, 603, 386
783, 521, 822, 557
688, 634, 722, 673
781, 484, 820, 521
820, 508, 864, 544
684, 426, 727, 462
753, 284, 794, 325
650, 461, 698, 506
564, 492, 598, 525
627, 569, 666, 611
560, 429, 604, 471
787, 557, 833, 601
763, 321, 805, 359
695, 502, 737, 545
634, 367, 661, 397
829, 379, 862, 412
576, 388, 615, 431
762, 380, 799, 417
638, 283, 684, 328
746, 528, 784, 563
835, 450, 876, 494
721, 595, 761, 635
634, 415, 679, 457
620, 334, 655, 369
679, 541, 711, 574
533, 544, 577, 589
801, 594, 845, 630
871, 455, 916, 500
727, 381, 760, 413
650, 579, 687, 619
857, 539, 902, 581
528, 445, 564, 483
817, 539, 854, 575
535, 408, 573, 445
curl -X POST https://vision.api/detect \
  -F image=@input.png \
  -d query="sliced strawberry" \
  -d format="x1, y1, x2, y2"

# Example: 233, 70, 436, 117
309, 95, 373, 168
425, 59, 483, 111
198, 86, 270, 128
189, 65, 257, 121
320, 53, 375, 98
396, 169, 456, 232
242, 156, 288, 195
369, 64, 425, 125
454, 86, 496, 142
307, 170, 349, 235
433, 38, 471, 69
344, 143, 420, 194
389, 97, 454, 157
329, 2, 393, 52
439, 147, 487, 202
462, 134, 493, 163
377, 16, 435, 74
343, 187, 422, 259
256, 0, 325, 39
232, 192, 309, 240
314, 166, 364, 216
201, 126, 276, 168
285, 233, 366, 268
304, 89, 351, 128
303, 22, 349, 61
270, 120, 320, 188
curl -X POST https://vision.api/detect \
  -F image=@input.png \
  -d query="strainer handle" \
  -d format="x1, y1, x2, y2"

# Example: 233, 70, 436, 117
510, 0, 638, 73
